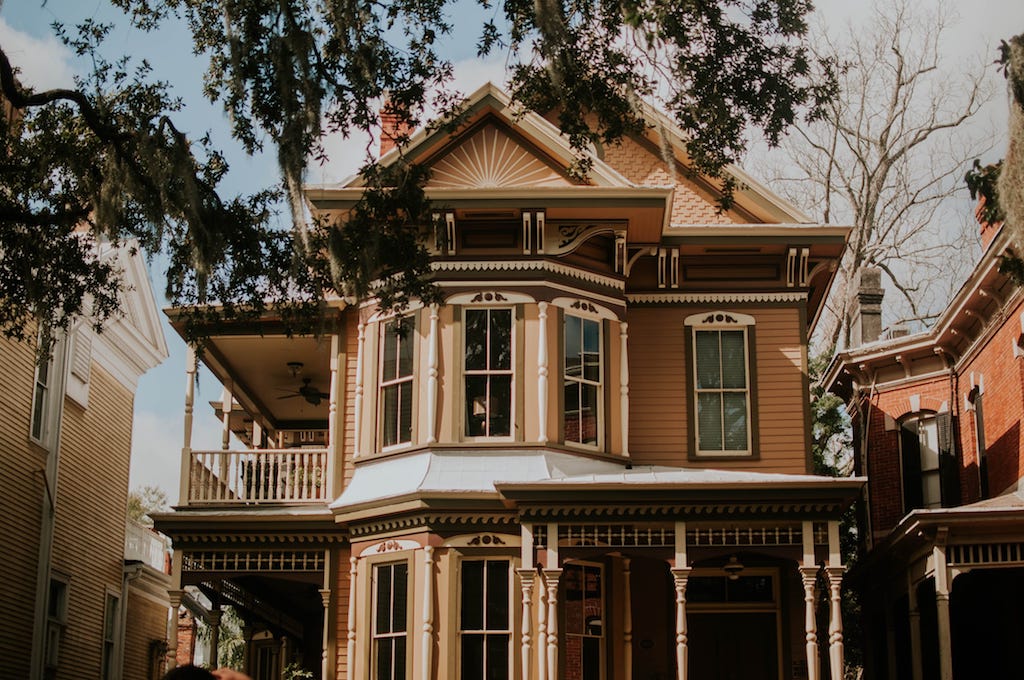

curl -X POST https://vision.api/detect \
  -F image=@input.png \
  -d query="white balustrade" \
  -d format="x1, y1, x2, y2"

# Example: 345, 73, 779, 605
187, 448, 330, 504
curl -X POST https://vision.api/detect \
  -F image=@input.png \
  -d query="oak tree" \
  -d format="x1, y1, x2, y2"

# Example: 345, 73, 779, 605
2, 0, 832, 351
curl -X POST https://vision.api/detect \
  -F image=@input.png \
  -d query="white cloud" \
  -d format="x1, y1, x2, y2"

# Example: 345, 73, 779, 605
0, 18, 76, 90
129, 408, 226, 506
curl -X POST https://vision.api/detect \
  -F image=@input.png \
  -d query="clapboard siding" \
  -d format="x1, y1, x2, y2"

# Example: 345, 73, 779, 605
51, 364, 135, 680
627, 306, 808, 473
0, 335, 46, 680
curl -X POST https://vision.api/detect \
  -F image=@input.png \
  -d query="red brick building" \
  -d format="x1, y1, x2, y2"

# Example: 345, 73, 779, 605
826, 219, 1024, 679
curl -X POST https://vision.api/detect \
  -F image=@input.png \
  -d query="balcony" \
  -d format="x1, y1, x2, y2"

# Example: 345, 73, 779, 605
185, 448, 331, 505
125, 520, 172, 571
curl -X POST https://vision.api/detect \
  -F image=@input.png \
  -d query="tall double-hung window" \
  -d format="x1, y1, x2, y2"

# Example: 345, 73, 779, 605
380, 319, 414, 448
564, 315, 602, 446
460, 559, 511, 680
686, 312, 755, 456
464, 308, 513, 437
372, 562, 408, 680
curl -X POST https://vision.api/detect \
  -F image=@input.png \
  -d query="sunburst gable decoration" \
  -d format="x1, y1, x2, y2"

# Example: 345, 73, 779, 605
427, 124, 572, 188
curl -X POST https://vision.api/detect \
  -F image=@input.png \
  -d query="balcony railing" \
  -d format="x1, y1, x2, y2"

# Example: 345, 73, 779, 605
187, 448, 330, 504
125, 521, 171, 571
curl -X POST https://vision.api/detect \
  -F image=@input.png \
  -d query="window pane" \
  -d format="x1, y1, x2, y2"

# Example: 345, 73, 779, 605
393, 637, 406, 679
485, 561, 509, 629
489, 375, 512, 437
466, 375, 488, 436
461, 561, 484, 631
723, 393, 748, 450
398, 325, 414, 377
461, 635, 484, 680
399, 381, 413, 444
695, 331, 721, 389
565, 383, 581, 443
382, 386, 399, 448
490, 310, 512, 371
392, 564, 408, 632
697, 392, 723, 451
375, 638, 393, 680
583, 637, 601, 680
565, 315, 581, 376
383, 324, 398, 381
580, 383, 598, 445
465, 310, 488, 371
720, 330, 746, 389
375, 566, 392, 634
583, 318, 600, 354
486, 634, 510, 680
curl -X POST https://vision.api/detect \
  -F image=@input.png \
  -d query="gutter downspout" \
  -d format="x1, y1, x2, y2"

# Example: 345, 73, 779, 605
118, 563, 146, 680
29, 338, 71, 680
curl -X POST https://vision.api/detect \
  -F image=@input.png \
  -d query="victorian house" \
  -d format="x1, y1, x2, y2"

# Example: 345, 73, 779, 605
0, 242, 169, 680
826, 215, 1024, 679
155, 83, 861, 680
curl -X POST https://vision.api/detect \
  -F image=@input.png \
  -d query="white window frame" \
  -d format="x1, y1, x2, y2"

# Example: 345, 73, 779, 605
563, 314, 603, 449
31, 349, 54, 444
901, 415, 943, 510
686, 312, 755, 457
45, 575, 70, 672
458, 558, 513, 680
378, 317, 415, 451
371, 560, 410, 680
101, 589, 120, 680
463, 306, 516, 441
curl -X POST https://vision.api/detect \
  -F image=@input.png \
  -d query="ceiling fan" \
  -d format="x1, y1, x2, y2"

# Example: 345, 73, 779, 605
277, 378, 330, 406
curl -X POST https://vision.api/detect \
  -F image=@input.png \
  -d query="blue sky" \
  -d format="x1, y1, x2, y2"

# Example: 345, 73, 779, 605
4, 0, 1023, 501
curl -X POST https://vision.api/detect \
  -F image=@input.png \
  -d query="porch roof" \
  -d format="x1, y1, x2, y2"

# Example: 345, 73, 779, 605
330, 448, 864, 521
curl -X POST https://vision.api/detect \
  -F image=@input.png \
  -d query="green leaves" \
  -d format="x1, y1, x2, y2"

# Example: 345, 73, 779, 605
3, 1, 828, 349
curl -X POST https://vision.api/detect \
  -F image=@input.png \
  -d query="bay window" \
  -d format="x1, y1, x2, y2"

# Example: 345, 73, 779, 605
380, 319, 414, 448
464, 308, 513, 437
564, 315, 602, 446
373, 562, 409, 680
459, 559, 511, 680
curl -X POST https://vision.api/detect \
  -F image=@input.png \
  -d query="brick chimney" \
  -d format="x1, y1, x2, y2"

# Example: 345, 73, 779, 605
849, 267, 885, 347
975, 195, 1004, 251
379, 100, 412, 157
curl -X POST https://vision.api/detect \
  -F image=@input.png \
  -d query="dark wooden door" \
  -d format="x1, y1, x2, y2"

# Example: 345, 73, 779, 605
687, 612, 778, 680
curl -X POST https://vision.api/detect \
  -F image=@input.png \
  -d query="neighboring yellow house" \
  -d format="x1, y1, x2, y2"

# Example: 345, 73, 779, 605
0, 242, 168, 680
156, 83, 862, 680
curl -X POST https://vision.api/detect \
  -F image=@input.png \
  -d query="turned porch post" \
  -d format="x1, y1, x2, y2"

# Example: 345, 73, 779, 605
672, 521, 691, 680
933, 534, 954, 680
825, 520, 845, 680
537, 302, 549, 443
800, 521, 820, 680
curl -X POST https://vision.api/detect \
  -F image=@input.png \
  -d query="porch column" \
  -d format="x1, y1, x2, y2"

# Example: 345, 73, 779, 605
800, 521, 820, 680
537, 301, 549, 443
536, 572, 547, 680
517, 569, 536, 680
166, 589, 183, 670
208, 604, 222, 667
542, 569, 562, 680
347, 557, 358, 679
327, 333, 342, 499
421, 546, 435, 680
320, 548, 334, 680
825, 521, 845, 680
622, 557, 633, 680
619, 322, 629, 457
426, 304, 439, 443
907, 574, 923, 680
353, 321, 366, 458
670, 568, 692, 680
933, 537, 954, 680
672, 521, 690, 680
180, 346, 197, 505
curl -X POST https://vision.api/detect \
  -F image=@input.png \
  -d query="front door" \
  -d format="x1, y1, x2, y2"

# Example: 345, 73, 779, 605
686, 570, 780, 680
688, 612, 778, 680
